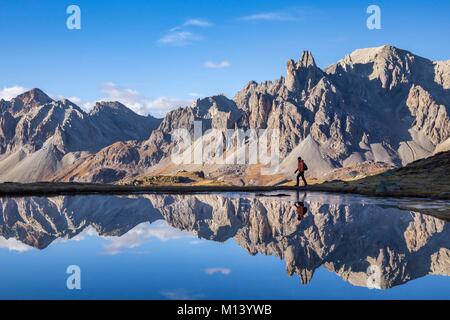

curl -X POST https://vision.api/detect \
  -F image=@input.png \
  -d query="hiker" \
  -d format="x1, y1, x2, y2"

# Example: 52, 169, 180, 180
294, 157, 308, 187
294, 190, 308, 221
294, 201, 308, 221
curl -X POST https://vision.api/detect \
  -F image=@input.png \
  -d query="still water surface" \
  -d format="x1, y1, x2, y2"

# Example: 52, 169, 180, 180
0, 191, 449, 299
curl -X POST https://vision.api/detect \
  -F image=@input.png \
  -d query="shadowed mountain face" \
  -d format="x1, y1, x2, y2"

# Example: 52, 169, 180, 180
0, 45, 449, 184
1, 193, 449, 289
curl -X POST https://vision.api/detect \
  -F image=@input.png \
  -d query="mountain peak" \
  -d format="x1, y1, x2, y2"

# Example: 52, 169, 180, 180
341, 45, 414, 66
15, 88, 53, 107
90, 101, 134, 116
299, 50, 316, 68
378, 44, 397, 51
285, 50, 323, 91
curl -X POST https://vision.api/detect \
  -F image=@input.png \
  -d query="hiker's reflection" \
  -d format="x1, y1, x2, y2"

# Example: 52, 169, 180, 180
295, 191, 308, 221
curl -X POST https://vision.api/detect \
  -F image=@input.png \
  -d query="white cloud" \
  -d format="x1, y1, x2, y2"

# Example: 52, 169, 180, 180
99, 83, 192, 117
158, 18, 211, 47
50, 226, 98, 245
183, 18, 212, 27
145, 96, 192, 116
158, 30, 202, 47
0, 86, 28, 101
101, 82, 140, 104
205, 268, 232, 276
0, 86, 103, 116
239, 11, 297, 22
103, 221, 195, 255
70, 226, 98, 241
204, 60, 231, 69
0, 83, 192, 117
81, 101, 97, 111
0, 237, 33, 253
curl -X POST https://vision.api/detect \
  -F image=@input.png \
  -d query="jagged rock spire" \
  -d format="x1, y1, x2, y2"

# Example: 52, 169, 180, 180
299, 50, 316, 68
286, 59, 299, 91
286, 50, 322, 91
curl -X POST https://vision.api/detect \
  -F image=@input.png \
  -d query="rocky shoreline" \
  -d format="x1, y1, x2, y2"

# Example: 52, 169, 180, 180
0, 180, 448, 200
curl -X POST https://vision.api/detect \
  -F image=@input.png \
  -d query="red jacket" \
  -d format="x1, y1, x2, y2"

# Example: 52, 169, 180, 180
298, 160, 306, 173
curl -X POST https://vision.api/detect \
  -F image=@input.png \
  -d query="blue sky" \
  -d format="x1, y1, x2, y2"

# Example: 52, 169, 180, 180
0, 0, 449, 117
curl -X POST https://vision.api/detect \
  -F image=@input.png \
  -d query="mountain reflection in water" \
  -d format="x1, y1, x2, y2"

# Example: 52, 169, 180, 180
0, 192, 449, 297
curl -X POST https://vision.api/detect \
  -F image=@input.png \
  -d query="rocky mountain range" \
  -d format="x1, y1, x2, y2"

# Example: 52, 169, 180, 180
0, 193, 449, 289
0, 89, 159, 182
1, 45, 449, 184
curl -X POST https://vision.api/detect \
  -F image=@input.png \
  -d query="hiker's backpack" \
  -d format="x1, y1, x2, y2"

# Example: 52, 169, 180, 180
304, 163, 309, 171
